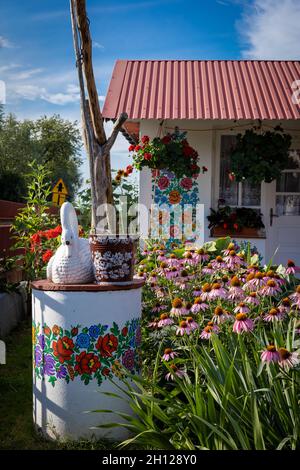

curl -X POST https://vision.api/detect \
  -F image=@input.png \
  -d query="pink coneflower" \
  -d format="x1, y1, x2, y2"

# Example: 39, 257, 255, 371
186, 316, 199, 331
221, 275, 230, 287
233, 313, 254, 334
148, 318, 159, 329
223, 242, 238, 256
176, 320, 191, 336
165, 364, 187, 381
152, 302, 168, 313
148, 274, 158, 284
158, 313, 174, 328
183, 251, 197, 265
264, 307, 285, 322
156, 288, 166, 299
278, 348, 300, 370
212, 306, 232, 324
244, 292, 260, 306
200, 321, 220, 339
224, 250, 244, 269
202, 263, 214, 275
208, 282, 228, 300
157, 252, 166, 262
253, 272, 266, 288
290, 285, 300, 308
193, 289, 202, 296
234, 302, 250, 315
211, 255, 226, 270
261, 345, 280, 363
200, 283, 212, 301
162, 348, 178, 361
191, 297, 209, 313
228, 276, 245, 301
165, 267, 179, 279
194, 248, 209, 264
278, 297, 291, 314
260, 279, 281, 296
286, 259, 300, 276
158, 261, 168, 274
166, 253, 180, 267
170, 298, 188, 317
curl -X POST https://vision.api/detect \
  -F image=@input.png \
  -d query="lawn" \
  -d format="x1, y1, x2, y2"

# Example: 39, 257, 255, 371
0, 318, 117, 450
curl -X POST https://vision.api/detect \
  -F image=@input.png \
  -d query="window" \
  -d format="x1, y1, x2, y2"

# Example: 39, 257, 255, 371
219, 135, 261, 207
276, 150, 300, 216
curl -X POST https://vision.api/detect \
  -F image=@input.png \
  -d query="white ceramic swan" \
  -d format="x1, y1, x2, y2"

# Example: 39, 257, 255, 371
47, 202, 94, 284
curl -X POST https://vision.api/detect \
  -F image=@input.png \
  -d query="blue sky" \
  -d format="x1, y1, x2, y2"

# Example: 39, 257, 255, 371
1, 0, 300, 183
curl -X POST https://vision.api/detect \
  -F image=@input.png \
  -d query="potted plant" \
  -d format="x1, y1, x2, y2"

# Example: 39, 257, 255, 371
229, 126, 291, 184
207, 206, 265, 238
70, 0, 136, 283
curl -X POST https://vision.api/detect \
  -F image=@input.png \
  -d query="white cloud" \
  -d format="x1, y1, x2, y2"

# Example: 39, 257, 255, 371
0, 36, 14, 48
93, 42, 104, 49
10, 68, 44, 80
240, 0, 300, 59
13, 83, 80, 105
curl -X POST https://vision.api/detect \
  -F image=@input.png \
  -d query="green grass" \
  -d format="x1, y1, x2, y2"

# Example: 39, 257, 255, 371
0, 318, 117, 450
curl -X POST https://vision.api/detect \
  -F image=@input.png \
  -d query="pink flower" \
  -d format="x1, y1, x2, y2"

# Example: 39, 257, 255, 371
170, 298, 188, 317
234, 302, 250, 315
260, 279, 281, 296
152, 303, 167, 313
158, 313, 174, 328
286, 259, 300, 275
290, 285, 300, 308
200, 322, 220, 340
261, 345, 280, 363
186, 316, 199, 331
162, 348, 178, 361
176, 320, 191, 336
244, 292, 260, 306
193, 248, 209, 264
263, 308, 285, 322
278, 348, 300, 370
224, 250, 244, 270
165, 364, 187, 381
212, 306, 233, 324
183, 251, 197, 265
208, 282, 228, 300
166, 254, 180, 267
165, 268, 179, 279
148, 318, 159, 329
222, 242, 239, 256
202, 264, 214, 275
211, 256, 226, 270
233, 313, 254, 334
191, 297, 209, 313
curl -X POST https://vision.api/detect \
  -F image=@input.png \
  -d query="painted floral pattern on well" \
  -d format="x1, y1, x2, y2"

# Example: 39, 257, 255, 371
152, 169, 199, 247
32, 318, 141, 387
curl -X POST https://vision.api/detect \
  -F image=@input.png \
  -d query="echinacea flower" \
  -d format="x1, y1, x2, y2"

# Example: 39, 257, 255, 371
212, 306, 232, 324
244, 291, 260, 305
234, 302, 250, 315
165, 364, 187, 381
290, 285, 300, 308
261, 345, 280, 363
166, 253, 180, 267
278, 297, 291, 313
260, 279, 281, 296
200, 321, 220, 339
224, 250, 244, 269
176, 320, 191, 336
152, 302, 168, 313
194, 248, 209, 264
186, 316, 199, 331
191, 296, 209, 313
286, 259, 300, 276
228, 276, 245, 301
202, 263, 214, 275
170, 298, 187, 317
208, 282, 228, 300
165, 267, 179, 279
162, 348, 178, 361
278, 348, 300, 370
223, 242, 238, 256
148, 318, 159, 329
263, 307, 285, 322
158, 313, 174, 328
233, 313, 254, 334
211, 255, 226, 270
183, 251, 197, 265
200, 283, 212, 301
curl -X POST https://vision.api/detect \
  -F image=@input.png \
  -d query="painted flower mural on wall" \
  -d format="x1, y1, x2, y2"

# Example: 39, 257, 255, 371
32, 318, 141, 387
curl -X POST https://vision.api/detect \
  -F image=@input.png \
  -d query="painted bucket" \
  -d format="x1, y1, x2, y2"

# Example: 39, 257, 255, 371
89, 235, 136, 284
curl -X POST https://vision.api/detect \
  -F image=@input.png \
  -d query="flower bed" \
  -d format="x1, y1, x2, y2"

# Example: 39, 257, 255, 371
103, 239, 300, 450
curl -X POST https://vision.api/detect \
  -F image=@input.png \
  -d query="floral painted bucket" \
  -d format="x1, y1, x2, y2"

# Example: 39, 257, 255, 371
89, 235, 136, 284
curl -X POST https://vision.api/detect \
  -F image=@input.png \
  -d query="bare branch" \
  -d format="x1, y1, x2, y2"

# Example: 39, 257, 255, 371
103, 112, 128, 154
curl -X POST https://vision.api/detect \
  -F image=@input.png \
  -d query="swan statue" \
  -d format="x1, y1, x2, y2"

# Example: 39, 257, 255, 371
47, 201, 94, 284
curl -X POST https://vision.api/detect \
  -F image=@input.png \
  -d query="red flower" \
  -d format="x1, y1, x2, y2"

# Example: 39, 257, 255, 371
183, 145, 195, 158
191, 163, 199, 172
162, 135, 171, 144
135, 145, 141, 151
75, 351, 101, 375
141, 135, 150, 144
233, 223, 239, 231
42, 249, 53, 263
180, 177, 193, 191
31, 232, 41, 245
43, 326, 51, 337
223, 223, 228, 229
202, 166, 208, 173
152, 169, 160, 178
122, 326, 128, 337
96, 334, 118, 357
71, 327, 78, 337
228, 172, 235, 182
144, 152, 152, 161
158, 176, 170, 190
126, 165, 133, 174
52, 336, 74, 364
128, 144, 135, 152
101, 367, 110, 376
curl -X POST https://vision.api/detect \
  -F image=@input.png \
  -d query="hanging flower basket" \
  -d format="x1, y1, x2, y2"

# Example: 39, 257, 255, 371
129, 128, 206, 179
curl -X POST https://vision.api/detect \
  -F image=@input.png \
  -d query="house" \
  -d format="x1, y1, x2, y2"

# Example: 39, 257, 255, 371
102, 60, 300, 264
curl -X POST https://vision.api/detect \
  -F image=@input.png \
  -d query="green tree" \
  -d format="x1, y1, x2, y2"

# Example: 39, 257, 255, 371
0, 111, 83, 202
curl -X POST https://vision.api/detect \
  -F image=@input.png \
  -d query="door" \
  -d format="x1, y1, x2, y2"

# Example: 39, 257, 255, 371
266, 149, 300, 266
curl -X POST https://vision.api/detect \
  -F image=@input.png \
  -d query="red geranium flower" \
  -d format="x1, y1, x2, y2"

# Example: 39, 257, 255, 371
162, 135, 171, 144
135, 145, 141, 151
75, 352, 101, 375
128, 144, 135, 152
31, 232, 41, 245
52, 336, 74, 364
141, 135, 150, 144
42, 249, 53, 263
96, 334, 118, 357
126, 165, 133, 174
144, 152, 152, 161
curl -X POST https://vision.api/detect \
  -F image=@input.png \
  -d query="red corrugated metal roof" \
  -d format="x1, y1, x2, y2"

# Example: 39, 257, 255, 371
102, 60, 300, 120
